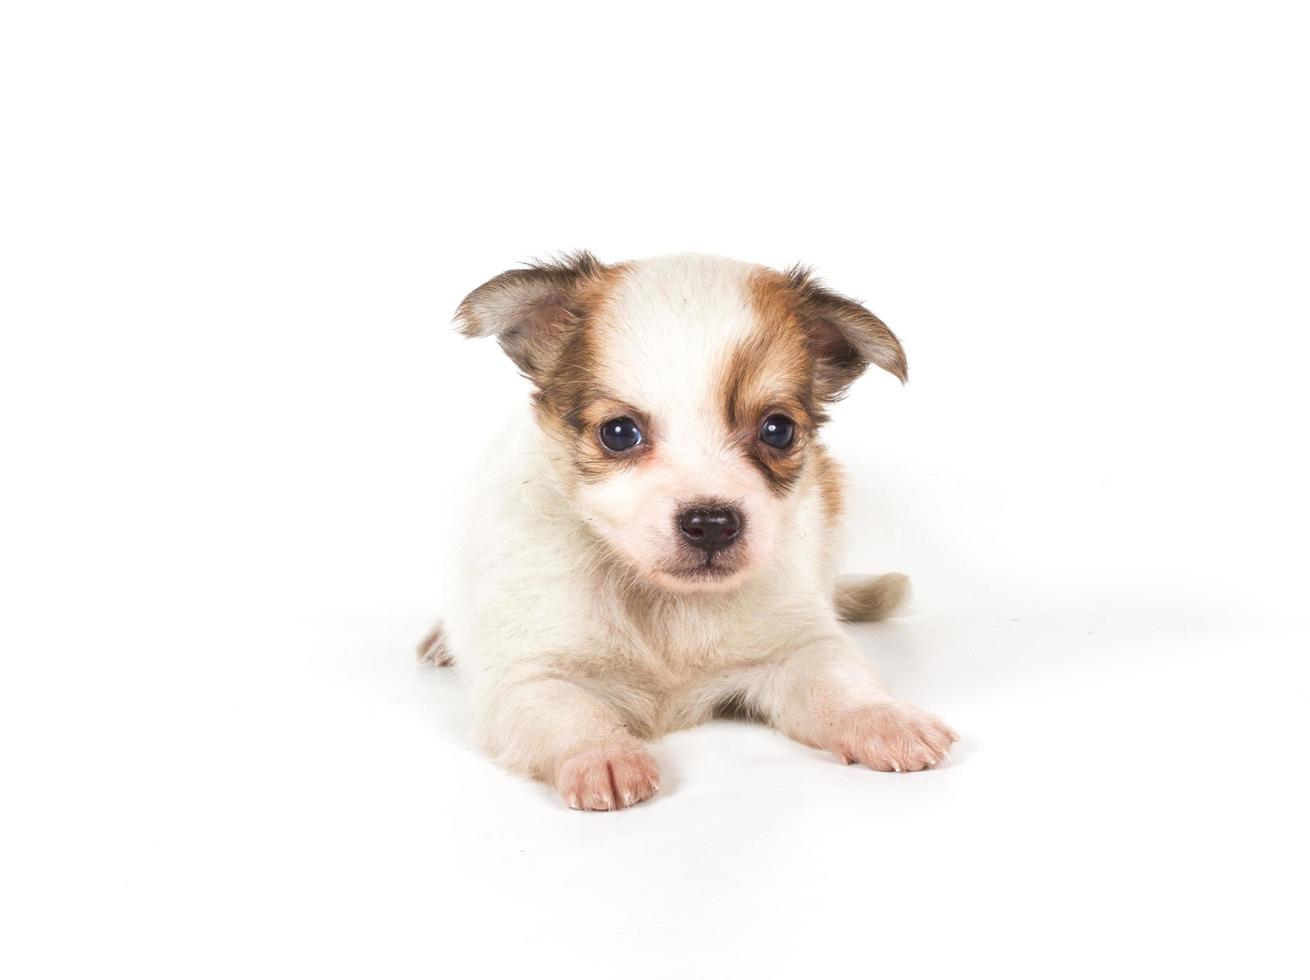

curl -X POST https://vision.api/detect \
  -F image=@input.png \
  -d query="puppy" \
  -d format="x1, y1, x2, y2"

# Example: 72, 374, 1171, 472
420, 252, 957, 809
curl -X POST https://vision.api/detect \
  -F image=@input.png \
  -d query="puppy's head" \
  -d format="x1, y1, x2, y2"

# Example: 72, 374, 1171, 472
455, 252, 905, 593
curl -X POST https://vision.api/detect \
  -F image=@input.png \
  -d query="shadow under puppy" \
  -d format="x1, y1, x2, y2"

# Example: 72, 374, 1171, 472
419, 252, 957, 809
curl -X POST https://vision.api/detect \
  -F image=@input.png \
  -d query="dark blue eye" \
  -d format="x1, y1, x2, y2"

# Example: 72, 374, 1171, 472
599, 417, 643, 452
760, 414, 795, 449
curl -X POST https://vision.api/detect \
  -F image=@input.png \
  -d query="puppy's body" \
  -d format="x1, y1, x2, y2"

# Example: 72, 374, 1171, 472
428, 254, 956, 809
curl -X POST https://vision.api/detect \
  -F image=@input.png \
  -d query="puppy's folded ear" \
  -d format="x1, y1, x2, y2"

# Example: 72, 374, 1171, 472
787, 266, 907, 398
454, 251, 608, 382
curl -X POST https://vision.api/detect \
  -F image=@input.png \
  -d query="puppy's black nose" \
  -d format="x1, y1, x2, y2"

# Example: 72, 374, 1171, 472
678, 506, 743, 554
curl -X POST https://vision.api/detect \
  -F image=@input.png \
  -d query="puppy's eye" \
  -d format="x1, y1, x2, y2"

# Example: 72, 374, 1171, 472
759, 414, 796, 449
599, 417, 643, 452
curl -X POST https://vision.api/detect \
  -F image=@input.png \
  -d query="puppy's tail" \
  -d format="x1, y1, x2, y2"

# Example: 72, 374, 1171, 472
416, 620, 454, 666
834, 573, 912, 622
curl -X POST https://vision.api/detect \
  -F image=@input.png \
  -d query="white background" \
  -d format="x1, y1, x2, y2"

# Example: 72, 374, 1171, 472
3, 2, 1308, 977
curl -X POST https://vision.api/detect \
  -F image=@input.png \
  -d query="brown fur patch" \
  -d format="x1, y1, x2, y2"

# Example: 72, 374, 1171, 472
810, 444, 845, 522
524, 262, 647, 484
724, 270, 825, 495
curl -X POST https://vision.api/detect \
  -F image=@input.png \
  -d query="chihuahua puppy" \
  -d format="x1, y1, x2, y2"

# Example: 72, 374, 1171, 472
419, 252, 957, 810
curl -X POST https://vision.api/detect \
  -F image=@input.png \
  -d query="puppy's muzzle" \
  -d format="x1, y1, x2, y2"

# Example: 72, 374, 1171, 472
677, 505, 743, 555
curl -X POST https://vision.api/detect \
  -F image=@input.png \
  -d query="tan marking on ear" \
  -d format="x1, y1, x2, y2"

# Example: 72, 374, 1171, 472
750, 264, 907, 402
455, 251, 614, 384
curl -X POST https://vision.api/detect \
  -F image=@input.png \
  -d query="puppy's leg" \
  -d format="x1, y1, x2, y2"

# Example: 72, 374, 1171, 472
477, 674, 659, 811
741, 635, 958, 772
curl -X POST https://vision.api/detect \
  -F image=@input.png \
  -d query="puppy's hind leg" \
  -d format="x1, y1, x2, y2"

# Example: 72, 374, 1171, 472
416, 621, 454, 666
834, 573, 912, 622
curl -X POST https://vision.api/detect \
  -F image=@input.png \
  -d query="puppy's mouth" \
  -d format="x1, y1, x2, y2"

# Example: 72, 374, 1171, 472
667, 555, 737, 580
654, 548, 748, 590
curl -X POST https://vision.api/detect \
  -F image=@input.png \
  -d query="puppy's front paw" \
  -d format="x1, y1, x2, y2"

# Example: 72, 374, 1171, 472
831, 701, 959, 772
557, 745, 661, 811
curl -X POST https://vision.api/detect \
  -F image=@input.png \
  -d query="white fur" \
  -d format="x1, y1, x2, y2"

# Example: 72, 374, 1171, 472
438, 255, 956, 810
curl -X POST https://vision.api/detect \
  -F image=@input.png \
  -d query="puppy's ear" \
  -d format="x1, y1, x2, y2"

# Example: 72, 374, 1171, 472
454, 251, 607, 382
787, 266, 907, 398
